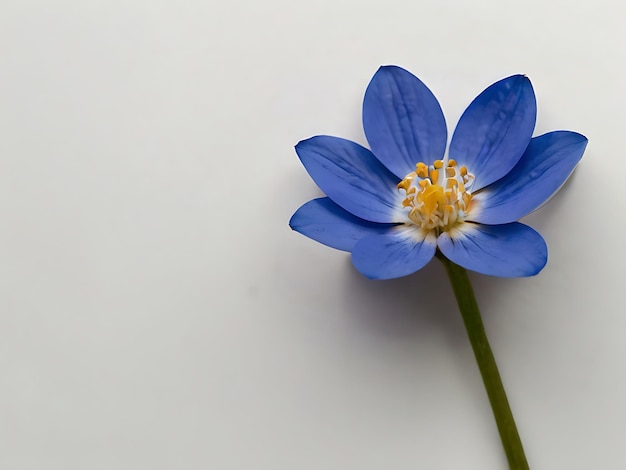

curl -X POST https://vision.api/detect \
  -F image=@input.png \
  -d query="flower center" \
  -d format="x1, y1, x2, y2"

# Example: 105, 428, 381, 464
397, 159, 475, 233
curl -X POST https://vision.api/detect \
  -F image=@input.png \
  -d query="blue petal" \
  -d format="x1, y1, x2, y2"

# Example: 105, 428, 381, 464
469, 131, 588, 225
289, 198, 394, 252
362, 66, 447, 179
296, 136, 403, 223
450, 75, 537, 190
351, 227, 437, 279
438, 223, 547, 277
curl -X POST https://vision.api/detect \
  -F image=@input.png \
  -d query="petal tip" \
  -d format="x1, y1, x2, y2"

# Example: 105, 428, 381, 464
496, 74, 535, 103
288, 206, 305, 232
376, 64, 407, 74
503, 73, 531, 86
572, 131, 589, 145
295, 136, 316, 151
288, 213, 298, 231
368, 65, 421, 89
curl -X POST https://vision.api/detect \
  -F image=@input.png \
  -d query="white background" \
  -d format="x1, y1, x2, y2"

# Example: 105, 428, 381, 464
0, 1, 623, 469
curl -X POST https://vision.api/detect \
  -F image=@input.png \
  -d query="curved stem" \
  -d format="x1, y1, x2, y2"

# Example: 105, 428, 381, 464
438, 254, 529, 470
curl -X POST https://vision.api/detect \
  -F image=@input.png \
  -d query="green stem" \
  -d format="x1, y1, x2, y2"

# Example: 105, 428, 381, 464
438, 254, 529, 470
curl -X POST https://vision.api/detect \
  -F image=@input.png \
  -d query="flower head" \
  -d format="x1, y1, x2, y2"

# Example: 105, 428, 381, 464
290, 66, 587, 279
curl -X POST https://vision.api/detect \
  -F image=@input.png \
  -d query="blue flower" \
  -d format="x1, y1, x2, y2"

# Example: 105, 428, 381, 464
290, 66, 587, 279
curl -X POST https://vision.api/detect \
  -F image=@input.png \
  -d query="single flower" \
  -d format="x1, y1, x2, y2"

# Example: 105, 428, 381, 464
290, 66, 587, 279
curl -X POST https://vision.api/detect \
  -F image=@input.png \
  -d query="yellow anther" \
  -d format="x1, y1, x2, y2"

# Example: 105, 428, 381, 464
446, 167, 456, 178
416, 162, 429, 178
418, 179, 430, 188
423, 184, 446, 212
397, 179, 411, 191
446, 178, 457, 189
459, 166, 468, 177
434, 160, 443, 169
402, 197, 413, 207
429, 169, 439, 183
397, 172, 416, 190
447, 159, 457, 167
407, 186, 417, 195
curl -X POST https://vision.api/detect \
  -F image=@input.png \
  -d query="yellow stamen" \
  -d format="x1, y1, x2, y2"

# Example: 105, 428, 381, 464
396, 159, 475, 233
429, 168, 439, 183
397, 179, 410, 191
416, 162, 429, 178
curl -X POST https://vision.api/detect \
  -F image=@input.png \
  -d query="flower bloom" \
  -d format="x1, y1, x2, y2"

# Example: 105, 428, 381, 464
290, 66, 587, 279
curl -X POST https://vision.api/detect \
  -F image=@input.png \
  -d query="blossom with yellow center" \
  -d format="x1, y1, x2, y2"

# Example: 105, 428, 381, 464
290, 66, 587, 279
